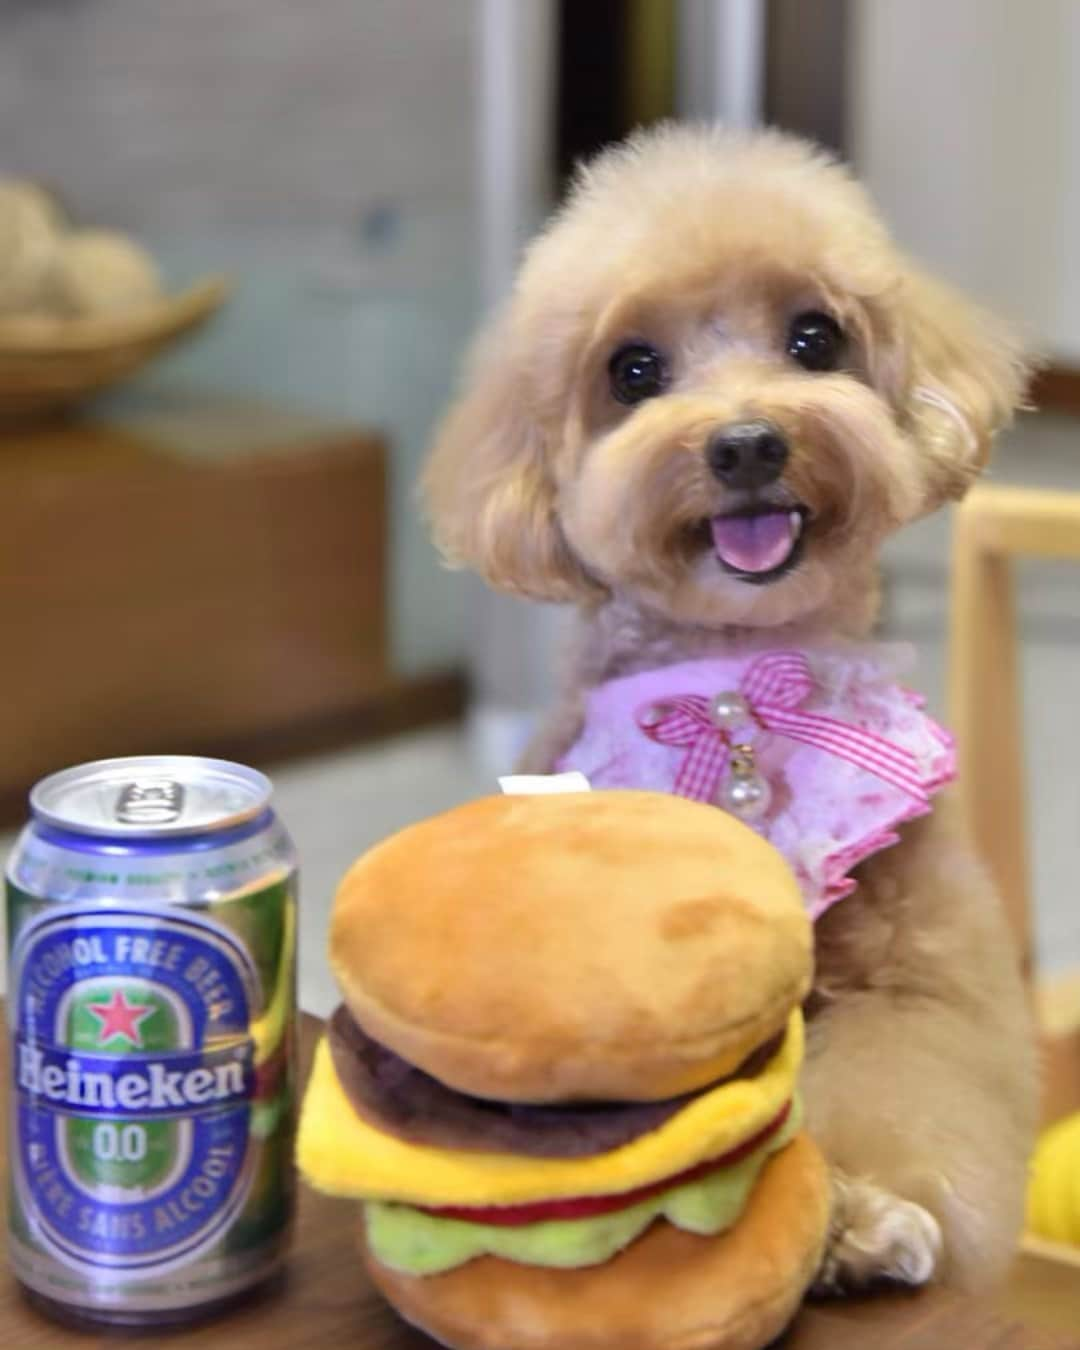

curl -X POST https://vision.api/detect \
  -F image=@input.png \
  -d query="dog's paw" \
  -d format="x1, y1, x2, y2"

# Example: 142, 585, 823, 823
813, 1173, 943, 1294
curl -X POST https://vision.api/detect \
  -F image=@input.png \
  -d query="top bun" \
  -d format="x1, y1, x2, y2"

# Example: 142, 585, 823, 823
330, 791, 810, 1104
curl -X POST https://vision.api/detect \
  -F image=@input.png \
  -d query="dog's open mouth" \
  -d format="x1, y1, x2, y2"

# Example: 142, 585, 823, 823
709, 506, 808, 584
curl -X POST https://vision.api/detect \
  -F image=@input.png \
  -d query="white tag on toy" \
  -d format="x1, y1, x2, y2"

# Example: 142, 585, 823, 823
498, 771, 592, 795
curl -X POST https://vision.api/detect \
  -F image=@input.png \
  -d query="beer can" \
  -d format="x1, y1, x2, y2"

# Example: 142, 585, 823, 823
5, 755, 297, 1327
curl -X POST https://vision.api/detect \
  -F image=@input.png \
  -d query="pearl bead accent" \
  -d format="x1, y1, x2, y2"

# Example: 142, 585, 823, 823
718, 770, 772, 822
717, 743, 772, 822
708, 690, 750, 730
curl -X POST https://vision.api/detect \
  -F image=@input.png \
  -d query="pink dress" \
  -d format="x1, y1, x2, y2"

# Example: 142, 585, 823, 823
556, 645, 955, 920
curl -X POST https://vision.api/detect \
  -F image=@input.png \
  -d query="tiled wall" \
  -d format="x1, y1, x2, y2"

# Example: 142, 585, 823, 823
0, 0, 483, 675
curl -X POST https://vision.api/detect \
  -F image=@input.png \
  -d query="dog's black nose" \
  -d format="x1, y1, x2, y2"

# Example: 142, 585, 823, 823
706, 421, 789, 490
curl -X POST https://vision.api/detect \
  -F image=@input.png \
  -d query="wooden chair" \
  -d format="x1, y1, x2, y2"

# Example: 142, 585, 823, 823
949, 484, 1080, 1126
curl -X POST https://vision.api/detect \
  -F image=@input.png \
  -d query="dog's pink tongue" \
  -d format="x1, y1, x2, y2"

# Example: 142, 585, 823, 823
710, 511, 797, 574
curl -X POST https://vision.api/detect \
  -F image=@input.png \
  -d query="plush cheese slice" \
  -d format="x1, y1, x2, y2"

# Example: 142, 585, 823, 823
298, 1010, 802, 1208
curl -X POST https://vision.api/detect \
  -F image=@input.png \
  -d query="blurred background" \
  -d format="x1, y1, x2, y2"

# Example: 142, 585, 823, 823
1, 0, 1077, 1014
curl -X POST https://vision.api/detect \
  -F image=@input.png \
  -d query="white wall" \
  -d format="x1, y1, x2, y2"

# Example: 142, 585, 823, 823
1062, 5, 1080, 362
851, 0, 1077, 360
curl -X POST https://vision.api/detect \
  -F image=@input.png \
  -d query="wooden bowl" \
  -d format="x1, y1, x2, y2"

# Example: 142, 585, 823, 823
0, 275, 229, 421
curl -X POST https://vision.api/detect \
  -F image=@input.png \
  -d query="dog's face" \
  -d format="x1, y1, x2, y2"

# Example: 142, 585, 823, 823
425, 126, 1026, 630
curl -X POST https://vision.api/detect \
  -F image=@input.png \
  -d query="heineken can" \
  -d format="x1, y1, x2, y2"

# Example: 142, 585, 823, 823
5, 755, 297, 1327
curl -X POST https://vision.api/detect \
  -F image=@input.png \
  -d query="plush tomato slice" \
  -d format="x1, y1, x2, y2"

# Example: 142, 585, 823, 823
421, 1099, 792, 1227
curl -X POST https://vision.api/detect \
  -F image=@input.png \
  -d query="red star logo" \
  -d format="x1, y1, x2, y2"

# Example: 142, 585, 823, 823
86, 990, 156, 1048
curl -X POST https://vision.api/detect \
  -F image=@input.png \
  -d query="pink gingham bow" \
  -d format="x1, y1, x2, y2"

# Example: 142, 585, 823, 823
637, 650, 928, 805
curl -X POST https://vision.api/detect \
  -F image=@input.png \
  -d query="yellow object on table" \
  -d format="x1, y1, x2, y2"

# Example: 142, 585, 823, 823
1028, 1111, 1080, 1246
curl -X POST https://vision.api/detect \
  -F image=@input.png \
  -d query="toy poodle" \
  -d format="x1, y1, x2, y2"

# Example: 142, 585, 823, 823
422, 124, 1036, 1293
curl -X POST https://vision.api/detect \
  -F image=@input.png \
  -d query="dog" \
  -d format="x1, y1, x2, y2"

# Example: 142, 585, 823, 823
422, 124, 1036, 1293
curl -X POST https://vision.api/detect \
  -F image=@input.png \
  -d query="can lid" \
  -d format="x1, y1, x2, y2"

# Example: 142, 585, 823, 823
30, 756, 273, 839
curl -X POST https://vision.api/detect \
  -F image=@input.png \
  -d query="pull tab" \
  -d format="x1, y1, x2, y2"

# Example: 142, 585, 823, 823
115, 778, 185, 825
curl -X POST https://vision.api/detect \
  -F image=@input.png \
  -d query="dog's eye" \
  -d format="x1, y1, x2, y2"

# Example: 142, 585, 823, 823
786, 311, 845, 372
608, 343, 668, 405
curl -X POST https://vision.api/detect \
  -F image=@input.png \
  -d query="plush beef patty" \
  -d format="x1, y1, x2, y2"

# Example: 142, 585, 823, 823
327, 1005, 783, 1159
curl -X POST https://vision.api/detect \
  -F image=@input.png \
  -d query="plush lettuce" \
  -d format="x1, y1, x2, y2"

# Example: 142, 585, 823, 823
365, 1101, 800, 1275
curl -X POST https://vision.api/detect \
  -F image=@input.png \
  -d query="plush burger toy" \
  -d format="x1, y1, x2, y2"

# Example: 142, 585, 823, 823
298, 790, 830, 1350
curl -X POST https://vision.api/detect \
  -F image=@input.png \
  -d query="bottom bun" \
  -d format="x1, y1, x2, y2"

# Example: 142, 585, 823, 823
362, 1132, 831, 1350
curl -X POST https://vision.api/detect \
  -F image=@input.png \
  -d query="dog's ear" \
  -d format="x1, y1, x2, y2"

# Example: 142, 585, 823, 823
892, 262, 1030, 504
421, 313, 597, 603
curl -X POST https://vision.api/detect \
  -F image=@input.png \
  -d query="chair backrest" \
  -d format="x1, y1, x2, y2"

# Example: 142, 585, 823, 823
948, 484, 1080, 1125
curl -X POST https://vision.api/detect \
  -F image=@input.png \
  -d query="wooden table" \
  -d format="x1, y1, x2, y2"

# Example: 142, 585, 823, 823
1, 1015, 1078, 1349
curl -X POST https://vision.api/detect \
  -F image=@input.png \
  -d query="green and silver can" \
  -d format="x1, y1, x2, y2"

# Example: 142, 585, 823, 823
5, 755, 297, 1327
